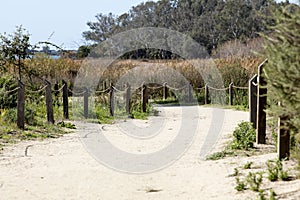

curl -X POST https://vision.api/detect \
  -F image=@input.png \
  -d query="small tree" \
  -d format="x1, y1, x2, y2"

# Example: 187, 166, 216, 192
0, 26, 32, 81
264, 4, 300, 159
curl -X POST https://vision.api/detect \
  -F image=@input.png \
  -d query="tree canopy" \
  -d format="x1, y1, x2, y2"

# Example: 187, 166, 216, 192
82, 0, 292, 57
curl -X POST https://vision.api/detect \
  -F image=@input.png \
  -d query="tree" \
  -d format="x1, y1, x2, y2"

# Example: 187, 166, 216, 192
82, 0, 284, 58
0, 26, 32, 80
264, 4, 300, 157
77, 45, 91, 58
82, 13, 118, 43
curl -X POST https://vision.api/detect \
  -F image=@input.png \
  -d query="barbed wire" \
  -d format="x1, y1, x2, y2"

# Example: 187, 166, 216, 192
0, 87, 20, 95
25, 85, 47, 93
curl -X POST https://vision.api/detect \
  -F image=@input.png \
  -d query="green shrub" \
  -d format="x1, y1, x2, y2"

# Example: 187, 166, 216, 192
269, 189, 276, 200
57, 121, 76, 129
267, 159, 289, 182
206, 150, 234, 160
244, 161, 253, 169
235, 177, 246, 191
1, 108, 17, 123
0, 75, 18, 109
257, 189, 267, 200
267, 160, 279, 182
246, 172, 263, 192
264, 4, 300, 172
231, 121, 256, 150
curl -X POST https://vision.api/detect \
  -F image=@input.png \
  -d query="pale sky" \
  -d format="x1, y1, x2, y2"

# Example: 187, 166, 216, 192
0, 0, 156, 49
0, 0, 298, 50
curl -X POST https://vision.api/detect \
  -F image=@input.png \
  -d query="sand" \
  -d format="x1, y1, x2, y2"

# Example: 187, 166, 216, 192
0, 106, 299, 200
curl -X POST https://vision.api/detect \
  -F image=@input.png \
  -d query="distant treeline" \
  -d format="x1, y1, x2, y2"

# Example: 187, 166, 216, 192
79, 0, 297, 59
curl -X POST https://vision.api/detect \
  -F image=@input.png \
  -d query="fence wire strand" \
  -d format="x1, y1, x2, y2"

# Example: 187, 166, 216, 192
0, 87, 20, 95
207, 85, 229, 91
232, 85, 248, 90
195, 86, 206, 90
25, 85, 47, 93
252, 82, 258, 87
95, 88, 110, 94
147, 85, 164, 90
112, 86, 126, 93
68, 89, 86, 96
52, 84, 66, 92
166, 85, 188, 91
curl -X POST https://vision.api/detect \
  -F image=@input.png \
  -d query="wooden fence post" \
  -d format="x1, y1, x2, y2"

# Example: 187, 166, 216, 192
110, 84, 114, 116
256, 59, 268, 144
103, 80, 107, 91
62, 80, 69, 119
45, 81, 54, 124
163, 82, 168, 100
17, 80, 25, 129
205, 84, 209, 104
278, 115, 290, 159
229, 82, 233, 106
125, 83, 131, 114
142, 84, 148, 113
187, 83, 192, 103
249, 74, 258, 129
83, 87, 89, 119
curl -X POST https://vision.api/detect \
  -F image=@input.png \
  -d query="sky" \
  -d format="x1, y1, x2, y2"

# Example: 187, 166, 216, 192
0, 0, 298, 50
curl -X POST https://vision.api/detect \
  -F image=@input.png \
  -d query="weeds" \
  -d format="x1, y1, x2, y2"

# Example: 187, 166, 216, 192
57, 121, 76, 129
269, 189, 276, 200
206, 150, 234, 160
267, 159, 289, 182
235, 177, 246, 191
246, 171, 263, 192
257, 189, 267, 200
244, 162, 253, 169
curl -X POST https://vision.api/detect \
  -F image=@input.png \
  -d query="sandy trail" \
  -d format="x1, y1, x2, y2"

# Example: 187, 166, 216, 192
0, 106, 299, 200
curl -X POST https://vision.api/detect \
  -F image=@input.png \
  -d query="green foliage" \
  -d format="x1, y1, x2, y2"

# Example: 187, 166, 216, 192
244, 161, 253, 169
257, 189, 267, 200
205, 150, 234, 160
264, 4, 300, 162
246, 172, 263, 192
77, 45, 91, 58
235, 177, 246, 192
267, 160, 279, 182
83, 0, 276, 55
94, 104, 114, 124
231, 121, 256, 150
269, 189, 276, 200
0, 75, 18, 109
233, 168, 239, 176
267, 159, 289, 182
57, 121, 76, 129
1, 108, 17, 123
0, 26, 32, 80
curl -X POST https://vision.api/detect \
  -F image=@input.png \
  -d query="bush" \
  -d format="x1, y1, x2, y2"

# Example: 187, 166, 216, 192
0, 75, 18, 109
231, 121, 256, 150
264, 4, 300, 167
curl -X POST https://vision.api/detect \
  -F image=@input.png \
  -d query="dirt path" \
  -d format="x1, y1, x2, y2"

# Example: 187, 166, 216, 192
0, 106, 299, 200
